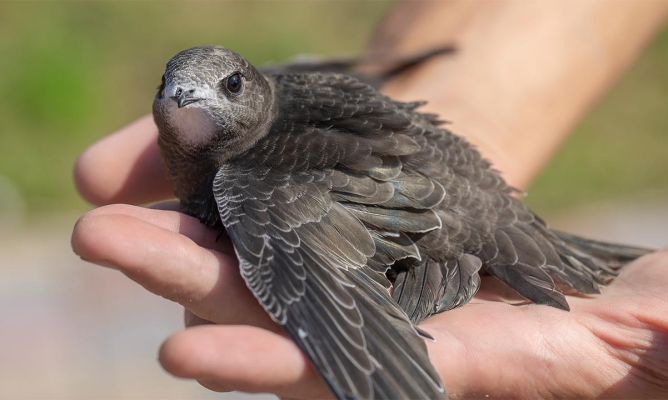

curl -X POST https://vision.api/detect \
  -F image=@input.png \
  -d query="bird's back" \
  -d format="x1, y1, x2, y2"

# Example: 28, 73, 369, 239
258, 71, 649, 324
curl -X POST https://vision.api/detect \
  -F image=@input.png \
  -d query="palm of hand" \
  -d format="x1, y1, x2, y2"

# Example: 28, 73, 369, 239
73, 202, 668, 399
71, 117, 668, 398
426, 257, 668, 399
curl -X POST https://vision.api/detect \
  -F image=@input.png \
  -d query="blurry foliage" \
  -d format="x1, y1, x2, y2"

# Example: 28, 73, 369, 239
0, 1, 666, 216
0, 1, 391, 212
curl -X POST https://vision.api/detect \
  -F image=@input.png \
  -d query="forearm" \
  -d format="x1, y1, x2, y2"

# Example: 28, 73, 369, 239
370, 0, 668, 189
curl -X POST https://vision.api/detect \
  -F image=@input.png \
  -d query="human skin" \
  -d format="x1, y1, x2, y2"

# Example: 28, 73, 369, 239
71, 1, 668, 398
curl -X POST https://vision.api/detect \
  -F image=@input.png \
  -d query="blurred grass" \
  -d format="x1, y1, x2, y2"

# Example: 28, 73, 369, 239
0, 1, 666, 216
0, 1, 391, 213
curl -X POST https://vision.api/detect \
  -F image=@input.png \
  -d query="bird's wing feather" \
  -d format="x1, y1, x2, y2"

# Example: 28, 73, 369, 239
259, 45, 455, 88
213, 163, 445, 400
264, 73, 484, 321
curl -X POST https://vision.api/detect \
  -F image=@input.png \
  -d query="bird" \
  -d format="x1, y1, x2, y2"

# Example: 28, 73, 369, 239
152, 46, 649, 400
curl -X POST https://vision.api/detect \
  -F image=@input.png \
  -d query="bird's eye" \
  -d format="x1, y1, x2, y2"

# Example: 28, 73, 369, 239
225, 72, 243, 94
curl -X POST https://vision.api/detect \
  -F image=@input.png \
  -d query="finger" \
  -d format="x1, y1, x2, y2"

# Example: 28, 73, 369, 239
607, 249, 668, 296
196, 378, 230, 393
71, 205, 273, 330
594, 249, 668, 325
185, 309, 214, 328
74, 115, 173, 206
159, 325, 329, 399
79, 203, 233, 253
149, 200, 181, 211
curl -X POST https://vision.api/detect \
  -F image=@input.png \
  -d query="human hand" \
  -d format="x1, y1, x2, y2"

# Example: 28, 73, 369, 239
72, 117, 668, 399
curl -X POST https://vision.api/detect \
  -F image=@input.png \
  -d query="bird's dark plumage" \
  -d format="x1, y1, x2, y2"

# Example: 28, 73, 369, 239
153, 46, 650, 400
260, 45, 455, 88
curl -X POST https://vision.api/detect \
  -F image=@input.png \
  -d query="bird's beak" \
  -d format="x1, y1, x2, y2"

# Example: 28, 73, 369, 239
172, 91, 202, 108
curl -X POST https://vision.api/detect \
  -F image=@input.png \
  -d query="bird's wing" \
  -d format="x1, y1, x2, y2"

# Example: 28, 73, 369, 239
259, 45, 455, 88
262, 73, 485, 322
213, 163, 445, 400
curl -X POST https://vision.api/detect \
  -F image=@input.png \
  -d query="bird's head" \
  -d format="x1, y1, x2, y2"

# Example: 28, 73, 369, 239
153, 46, 275, 164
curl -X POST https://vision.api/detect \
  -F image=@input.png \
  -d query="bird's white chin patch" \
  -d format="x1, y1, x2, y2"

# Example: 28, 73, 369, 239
169, 106, 217, 146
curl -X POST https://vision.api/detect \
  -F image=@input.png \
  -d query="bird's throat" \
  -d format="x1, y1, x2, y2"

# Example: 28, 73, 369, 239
168, 106, 218, 147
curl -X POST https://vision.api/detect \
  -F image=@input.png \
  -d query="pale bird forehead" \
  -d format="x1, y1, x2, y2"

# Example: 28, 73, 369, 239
167, 70, 215, 89
165, 49, 247, 85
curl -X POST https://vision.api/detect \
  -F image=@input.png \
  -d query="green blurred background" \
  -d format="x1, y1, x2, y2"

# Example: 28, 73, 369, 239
0, 1, 391, 216
0, 1, 666, 218
0, 2, 665, 399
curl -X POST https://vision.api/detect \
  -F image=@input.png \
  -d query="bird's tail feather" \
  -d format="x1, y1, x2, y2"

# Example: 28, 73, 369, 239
552, 229, 651, 267
481, 220, 652, 311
